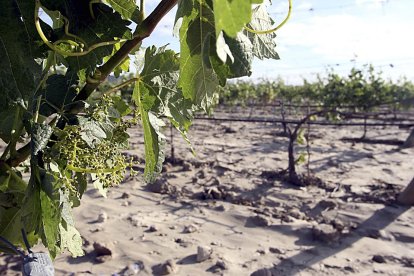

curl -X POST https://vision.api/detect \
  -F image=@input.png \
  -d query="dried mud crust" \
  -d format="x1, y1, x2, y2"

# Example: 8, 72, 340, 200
2, 115, 414, 276
132, 118, 413, 275
144, 157, 402, 242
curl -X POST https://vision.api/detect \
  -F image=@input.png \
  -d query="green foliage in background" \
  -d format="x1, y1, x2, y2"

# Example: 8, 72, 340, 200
213, 66, 414, 109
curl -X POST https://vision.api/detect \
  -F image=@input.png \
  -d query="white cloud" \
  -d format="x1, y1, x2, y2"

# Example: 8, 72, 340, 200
278, 13, 414, 63
355, 0, 389, 8
296, 1, 313, 11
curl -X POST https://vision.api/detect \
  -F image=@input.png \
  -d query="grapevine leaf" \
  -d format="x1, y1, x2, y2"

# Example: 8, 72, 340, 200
216, 31, 234, 63
245, 5, 279, 60
38, 73, 79, 117
106, 0, 140, 22
7, 170, 27, 192
223, 32, 253, 78
74, 172, 87, 203
31, 123, 53, 156
36, 167, 64, 258
137, 46, 195, 152
64, 10, 132, 74
77, 117, 109, 148
152, 72, 195, 148
140, 46, 179, 85
0, 194, 14, 208
147, 112, 166, 180
60, 190, 74, 226
59, 223, 83, 257
40, 1, 133, 74
14, 0, 49, 57
134, 82, 166, 182
91, 174, 108, 198
21, 183, 42, 235
0, 207, 23, 244
111, 96, 132, 118
209, 55, 231, 86
40, 189, 61, 258
0, 106, 24, 144
213, 0, 260, 38
210, 32, 254, 84
0, 172, 10, 192
176, 0, 220, 111
296, 129, 306, 145
0, 0, 42, 110
295, 152, 306, 165
59, 190, 83, 257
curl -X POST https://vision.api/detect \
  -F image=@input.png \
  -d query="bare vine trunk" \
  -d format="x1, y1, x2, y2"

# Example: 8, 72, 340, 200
398, 129, 414, 205
287, 135, 299, 185
361, 115, 368, 140
402, 128, 414, 148
281, 101, 287, 135
285, 109, 331, 186
398, 177, 414, 206
170, 124, 175, 164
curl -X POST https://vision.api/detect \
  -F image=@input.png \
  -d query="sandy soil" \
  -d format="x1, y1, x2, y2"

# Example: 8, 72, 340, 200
1, 109, 414, 276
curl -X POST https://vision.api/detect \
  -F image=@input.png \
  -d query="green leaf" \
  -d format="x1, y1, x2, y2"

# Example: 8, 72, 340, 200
60, 190, 74, 226
210, 32, 253, 84
296, 129, 306, 145
245, 5, 279, 60
59, 190, 83, 257
295, 152, 306, 165
106, 0, 140, 22
176, 0, 220, 111
31, 123, 53, 156
21, 183, 42, 235
91, 174, 108, 198
0, 207, 23, 245
38, 72, 79, 117
0, 105, 24, 144
0, 0, 42, 110
147, 112, 166, 180
65, 7, 132, 73
137, 46, 195, 152
40, 1, 133, 74
111, 96, 132, 117
59, 223, 83, 257
213, 0, 259, 38
133, 81, 166, 182
223, 32, 253, 78
14, 0, 49, 57
215, 31, 234, 64
0, 172, 11, 192
40, 189, 61, 259
74, 172, 87, 204
77, 117, 112, 148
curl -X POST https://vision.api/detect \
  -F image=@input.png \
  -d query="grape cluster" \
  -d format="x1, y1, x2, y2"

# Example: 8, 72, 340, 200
47, 96, 137, 193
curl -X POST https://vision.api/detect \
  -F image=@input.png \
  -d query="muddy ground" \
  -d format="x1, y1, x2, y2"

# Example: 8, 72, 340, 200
1, 108, 414, 275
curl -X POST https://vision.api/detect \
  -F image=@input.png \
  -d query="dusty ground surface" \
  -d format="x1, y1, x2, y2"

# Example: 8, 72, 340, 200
1, 107, 414, 275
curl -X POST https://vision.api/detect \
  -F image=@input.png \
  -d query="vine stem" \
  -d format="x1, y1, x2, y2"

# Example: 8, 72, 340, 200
245, 0, 292, 35
73, 0, 178, 105
104, 78, 140, 95
140, 0, 146, 22
35, 0, 128, 57
66, 164, 123, 174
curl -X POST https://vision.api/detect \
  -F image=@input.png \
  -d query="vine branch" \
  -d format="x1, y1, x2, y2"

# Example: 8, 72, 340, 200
73, 0, 178, 104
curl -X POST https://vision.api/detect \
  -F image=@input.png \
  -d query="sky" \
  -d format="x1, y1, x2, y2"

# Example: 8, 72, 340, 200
143, 0, 414, 84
